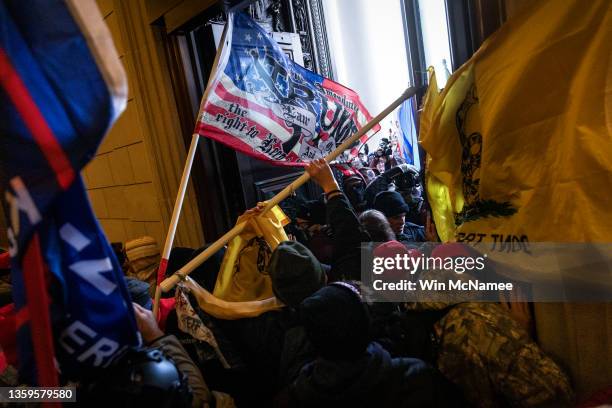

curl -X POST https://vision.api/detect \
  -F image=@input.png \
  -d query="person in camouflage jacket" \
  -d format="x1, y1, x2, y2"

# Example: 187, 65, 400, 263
405, 255, 574, 407
433, 301, 573, 407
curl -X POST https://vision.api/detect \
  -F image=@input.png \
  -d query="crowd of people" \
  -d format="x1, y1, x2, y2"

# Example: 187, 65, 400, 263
0, 159, 577, 407
153, 159, 580, 406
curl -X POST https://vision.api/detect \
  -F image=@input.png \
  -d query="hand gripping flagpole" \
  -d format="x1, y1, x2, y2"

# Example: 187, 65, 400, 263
159, 86, 419, 293
152, 22, 231, 318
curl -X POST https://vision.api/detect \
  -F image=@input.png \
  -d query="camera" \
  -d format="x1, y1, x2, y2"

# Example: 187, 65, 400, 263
376, 138, 393, 157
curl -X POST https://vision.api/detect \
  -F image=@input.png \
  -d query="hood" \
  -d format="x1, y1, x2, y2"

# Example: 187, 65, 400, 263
291, 342, 393, 406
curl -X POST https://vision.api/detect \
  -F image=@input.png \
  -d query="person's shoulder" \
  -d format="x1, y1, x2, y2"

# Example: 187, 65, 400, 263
404, 221, 424, 230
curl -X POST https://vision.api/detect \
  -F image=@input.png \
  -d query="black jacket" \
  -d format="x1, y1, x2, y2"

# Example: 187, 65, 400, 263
326, 193, 370, 281
281, 342, 458, 408
397, 221, 426, 244
212, 308, 316, 406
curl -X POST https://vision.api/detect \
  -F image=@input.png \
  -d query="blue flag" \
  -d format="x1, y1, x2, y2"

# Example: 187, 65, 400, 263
0, 0, 140, 383
398, 96, 420, 169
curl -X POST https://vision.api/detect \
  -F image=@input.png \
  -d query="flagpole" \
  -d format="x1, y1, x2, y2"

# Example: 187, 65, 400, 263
159, 86, 418, 293
152, 20, 231, 318
152, 132, 199, 318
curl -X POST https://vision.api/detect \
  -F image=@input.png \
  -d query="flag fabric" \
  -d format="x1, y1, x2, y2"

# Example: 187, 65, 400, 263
419, 3, 612, 395
181, 276, 283, 320
420, 68, 456, 243
397, 96, 420, 169
214, 206, 289, 302
197, 12, 379, 165
420, 0, 612, 244
0, 0, 140, 383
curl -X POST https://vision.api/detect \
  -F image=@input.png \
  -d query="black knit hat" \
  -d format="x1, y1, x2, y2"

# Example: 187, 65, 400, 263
268, 241, 326, 307
373, 190, 411, 218
300, 283, 370, 360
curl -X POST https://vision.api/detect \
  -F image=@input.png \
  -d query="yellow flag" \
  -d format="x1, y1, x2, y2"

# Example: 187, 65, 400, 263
419, 67, 440, 141
420, 0, 612, 244
213, 205, 289, 302
420, 68, 457, 243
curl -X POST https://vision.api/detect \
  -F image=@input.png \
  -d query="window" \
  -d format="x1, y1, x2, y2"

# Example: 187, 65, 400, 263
322, 0, 455, 169
418, 0, 452, 88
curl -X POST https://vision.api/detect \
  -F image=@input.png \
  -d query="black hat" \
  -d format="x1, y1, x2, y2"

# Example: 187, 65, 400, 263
268, 241, 326, 307
296, 200, 327, 225
300, 283, 370, 360
373, 190, 411, 218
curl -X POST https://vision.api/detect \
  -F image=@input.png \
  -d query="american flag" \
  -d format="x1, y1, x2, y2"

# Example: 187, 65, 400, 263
197, 12, 379, 165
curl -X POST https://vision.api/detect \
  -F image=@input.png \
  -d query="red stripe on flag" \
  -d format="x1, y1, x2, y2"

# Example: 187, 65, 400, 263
0, 304, 18, 367
212, 82, 292, 133
320, 78, 378, 150
14, 306, 30, 329
321, 78, 370, 119
22, 234, 59, 388
0, 48, 75, 190
320, 78, 359, 98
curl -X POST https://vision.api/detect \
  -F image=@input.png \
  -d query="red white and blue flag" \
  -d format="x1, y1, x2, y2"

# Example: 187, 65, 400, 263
198, 12, 379, 165
0, 0, 140, 384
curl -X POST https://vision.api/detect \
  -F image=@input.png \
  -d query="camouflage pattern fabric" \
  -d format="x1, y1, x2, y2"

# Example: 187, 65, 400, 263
398, 267, 484, 309
433, 302, 574, 407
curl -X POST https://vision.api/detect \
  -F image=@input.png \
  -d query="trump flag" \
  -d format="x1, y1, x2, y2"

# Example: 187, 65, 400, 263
0, 0, 140, 383
197, 12, 379, 165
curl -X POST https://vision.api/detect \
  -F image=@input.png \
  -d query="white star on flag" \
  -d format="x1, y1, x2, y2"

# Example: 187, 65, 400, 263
245, 34, 252, 41
257, 33, 263, 40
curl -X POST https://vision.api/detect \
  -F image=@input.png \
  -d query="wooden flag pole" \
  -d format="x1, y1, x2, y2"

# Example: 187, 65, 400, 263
152, 132, 199, 318
160, 86, 418, 293
152, 21, 231, 318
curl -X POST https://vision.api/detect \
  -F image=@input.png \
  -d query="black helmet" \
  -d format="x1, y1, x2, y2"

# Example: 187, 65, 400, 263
393, 170, 424, 213
79, 347, 193, 407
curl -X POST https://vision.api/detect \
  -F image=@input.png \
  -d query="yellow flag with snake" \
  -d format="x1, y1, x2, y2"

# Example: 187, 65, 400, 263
421, 0, 612, 244
213, 205, 289, 302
